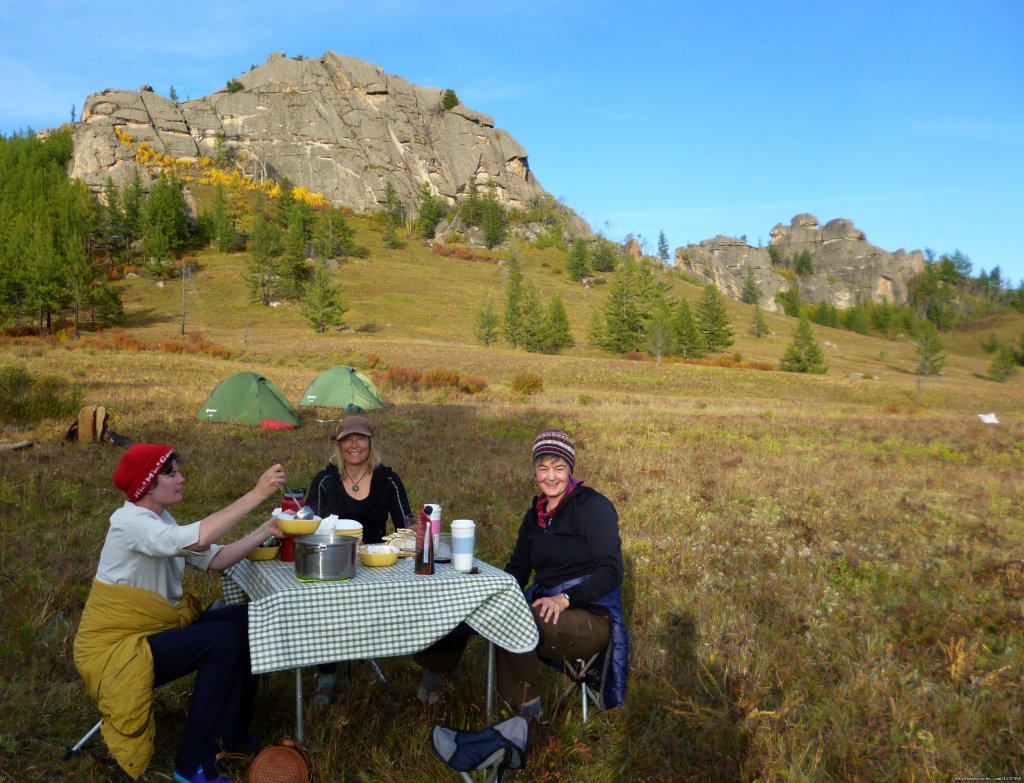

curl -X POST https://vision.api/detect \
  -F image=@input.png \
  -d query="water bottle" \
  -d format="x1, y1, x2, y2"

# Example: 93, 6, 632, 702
415, 504, 435, 575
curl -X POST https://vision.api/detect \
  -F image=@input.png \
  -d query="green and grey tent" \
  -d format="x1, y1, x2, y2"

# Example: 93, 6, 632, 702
198, 372, 299, 428
298, 366, 384, 413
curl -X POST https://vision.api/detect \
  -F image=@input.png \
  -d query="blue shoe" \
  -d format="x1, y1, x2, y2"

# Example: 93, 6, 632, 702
173, 766, 233, 783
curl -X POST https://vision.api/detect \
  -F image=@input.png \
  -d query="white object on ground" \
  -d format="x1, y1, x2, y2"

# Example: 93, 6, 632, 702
977, 413, 999, 424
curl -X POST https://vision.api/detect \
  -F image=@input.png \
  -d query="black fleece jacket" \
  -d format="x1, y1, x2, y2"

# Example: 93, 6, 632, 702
305, 463, 412, 544
504, 485, 623, 609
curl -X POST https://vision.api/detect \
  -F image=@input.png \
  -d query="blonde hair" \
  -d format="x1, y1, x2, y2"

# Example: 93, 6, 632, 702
329, 434, 381, 474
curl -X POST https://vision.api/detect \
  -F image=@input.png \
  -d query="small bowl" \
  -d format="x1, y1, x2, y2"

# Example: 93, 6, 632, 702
276, 516, 321, 536
247, 545, 280, 561
359, 545, 400, 567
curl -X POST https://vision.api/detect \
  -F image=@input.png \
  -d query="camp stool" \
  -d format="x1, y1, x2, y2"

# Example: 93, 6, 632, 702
431, 715, 529, 783
552, 645, 612, 723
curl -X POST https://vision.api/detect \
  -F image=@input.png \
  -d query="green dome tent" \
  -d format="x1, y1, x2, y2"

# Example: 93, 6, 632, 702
298, 366, 385, 413
198, 372, 299, 428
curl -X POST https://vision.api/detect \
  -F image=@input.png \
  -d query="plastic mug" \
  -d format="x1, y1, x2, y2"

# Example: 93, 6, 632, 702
436, 533, 452, 563
450, 519, 476, 572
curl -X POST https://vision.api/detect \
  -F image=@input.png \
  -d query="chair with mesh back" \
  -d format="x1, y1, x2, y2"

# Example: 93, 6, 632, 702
552, 643, 612, 723
432, 715, 529, 783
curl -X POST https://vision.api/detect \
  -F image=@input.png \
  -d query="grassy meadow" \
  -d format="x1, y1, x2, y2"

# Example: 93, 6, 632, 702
1, 222, 1023, 782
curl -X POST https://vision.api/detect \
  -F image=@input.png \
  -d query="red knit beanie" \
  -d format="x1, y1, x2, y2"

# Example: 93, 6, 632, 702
113, 443, 175, 501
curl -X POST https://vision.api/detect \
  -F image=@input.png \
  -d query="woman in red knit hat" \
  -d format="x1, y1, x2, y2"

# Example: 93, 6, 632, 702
74, 444, 287, 783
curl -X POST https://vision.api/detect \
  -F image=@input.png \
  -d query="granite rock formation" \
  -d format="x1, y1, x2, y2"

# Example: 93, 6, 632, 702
674, 214, 925, 311
68, 52, 589, 234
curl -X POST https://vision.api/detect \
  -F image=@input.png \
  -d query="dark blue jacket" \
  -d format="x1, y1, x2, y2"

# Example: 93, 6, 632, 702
511, 485, 629, 709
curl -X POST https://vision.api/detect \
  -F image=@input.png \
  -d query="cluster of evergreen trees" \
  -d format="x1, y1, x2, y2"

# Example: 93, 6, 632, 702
409, 179, 508, 249
474, 256, 574, 353
0, 131, 124, 332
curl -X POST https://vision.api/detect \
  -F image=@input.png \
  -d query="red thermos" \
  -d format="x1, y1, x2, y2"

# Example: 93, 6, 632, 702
279, 488, 305, 562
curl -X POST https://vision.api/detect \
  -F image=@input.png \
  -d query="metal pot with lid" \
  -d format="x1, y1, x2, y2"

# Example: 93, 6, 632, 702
294, 534, 358, 581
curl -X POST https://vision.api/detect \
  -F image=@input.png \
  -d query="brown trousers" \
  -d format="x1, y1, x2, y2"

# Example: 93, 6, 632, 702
414, 606, 610, 708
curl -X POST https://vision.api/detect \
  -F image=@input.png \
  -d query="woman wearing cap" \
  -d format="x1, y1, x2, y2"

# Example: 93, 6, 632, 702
74, 444, 287, 783
305, 414, 412, 706
415, 429, 629, 735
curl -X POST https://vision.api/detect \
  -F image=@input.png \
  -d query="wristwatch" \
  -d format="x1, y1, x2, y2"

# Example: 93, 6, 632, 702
561, 592, 571, 607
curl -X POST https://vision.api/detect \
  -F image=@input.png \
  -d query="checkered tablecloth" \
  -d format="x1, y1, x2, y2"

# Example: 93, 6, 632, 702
222, 557, 539, 674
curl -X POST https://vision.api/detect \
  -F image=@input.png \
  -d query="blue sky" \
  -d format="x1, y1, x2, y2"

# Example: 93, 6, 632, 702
2, 0, 1022, 283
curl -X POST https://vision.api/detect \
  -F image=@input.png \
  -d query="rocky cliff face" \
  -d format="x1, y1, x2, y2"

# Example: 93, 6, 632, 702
68, 51, 576, 226
674, 214, 925, 310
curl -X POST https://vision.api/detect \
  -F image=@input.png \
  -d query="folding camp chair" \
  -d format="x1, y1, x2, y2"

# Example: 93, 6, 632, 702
432, 715, 529, 783
551, 644, 612, 723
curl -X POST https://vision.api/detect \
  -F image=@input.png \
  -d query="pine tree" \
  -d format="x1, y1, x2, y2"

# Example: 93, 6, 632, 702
247, 215, 281, 305
601, 263, 644, 353
657, 231, 670, 262
461, 178, 482, 225
988, 346, 1019, 382
646, 300, 678, 362
539, 292, 574, 353
208, 186, 236, 253
695, 284, 734, 352
591, 236, 617, 273
794, 249, 813, 276
311, 208, 355, 260
519, 281, 544, 351
674, 298, 705, 357
416, 181, 444, 238
480, 184, 505, 248
749, 306, 769, 337
777, 286, 802, 317
740, 265, 761, 305
914, 320, 946, 400
122, 168, 145, 252
300, 261, 346, 332
780, 314, 827, 373
503, 255, 525, 347
567, 239, 590, 281
811, 301, 839, 328
914, 321, 946, 377
843, 303, 869, 335
474, 292, 500, 346
101, 177, 125, 262
280, 202, 312, 297
382, 182, 403, 249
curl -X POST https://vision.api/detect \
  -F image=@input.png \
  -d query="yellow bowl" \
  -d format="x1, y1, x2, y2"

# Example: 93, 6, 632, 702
359, 546, 399, 567
276, 516, 321, 536
247, 545, 280, 561
333, 529, 363, 544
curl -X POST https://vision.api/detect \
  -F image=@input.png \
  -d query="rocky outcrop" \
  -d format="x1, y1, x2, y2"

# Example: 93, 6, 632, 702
674, 214, 925, 311
68, 52, 588, 234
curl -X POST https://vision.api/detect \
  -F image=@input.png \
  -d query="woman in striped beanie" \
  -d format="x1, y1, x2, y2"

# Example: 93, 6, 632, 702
416, 429, 629, 740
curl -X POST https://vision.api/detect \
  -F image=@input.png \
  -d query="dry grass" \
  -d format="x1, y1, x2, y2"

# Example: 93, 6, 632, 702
1, 225, 1023, 781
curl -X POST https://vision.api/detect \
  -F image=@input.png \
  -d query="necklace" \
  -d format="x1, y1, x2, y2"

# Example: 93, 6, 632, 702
344, 465, 371, 492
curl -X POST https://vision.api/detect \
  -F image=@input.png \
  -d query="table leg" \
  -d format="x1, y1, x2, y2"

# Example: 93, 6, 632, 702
295, 668, 304, 743
486, 641, 495, 721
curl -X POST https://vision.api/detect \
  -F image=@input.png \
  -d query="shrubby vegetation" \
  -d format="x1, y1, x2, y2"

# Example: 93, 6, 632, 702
0, 364, 82, 424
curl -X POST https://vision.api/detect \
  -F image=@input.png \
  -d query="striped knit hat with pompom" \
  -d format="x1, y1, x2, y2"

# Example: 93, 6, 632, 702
531, 430, 576, 473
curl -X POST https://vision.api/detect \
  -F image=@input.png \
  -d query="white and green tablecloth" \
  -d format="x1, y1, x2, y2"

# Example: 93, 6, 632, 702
222, 557, 539, 674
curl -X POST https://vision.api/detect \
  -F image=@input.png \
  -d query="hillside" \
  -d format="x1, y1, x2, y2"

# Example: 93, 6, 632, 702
91, 214, 1023, 416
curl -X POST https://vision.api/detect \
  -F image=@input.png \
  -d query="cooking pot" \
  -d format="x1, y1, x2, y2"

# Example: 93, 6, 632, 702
294, 534, 358, 581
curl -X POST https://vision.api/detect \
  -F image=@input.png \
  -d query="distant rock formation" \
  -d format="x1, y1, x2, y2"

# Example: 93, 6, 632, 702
68, 51, 588, 234
674, 214, 925, 310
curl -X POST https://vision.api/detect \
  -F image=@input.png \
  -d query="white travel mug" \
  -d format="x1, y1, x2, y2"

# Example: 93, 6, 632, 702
450, 519, 476, 572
